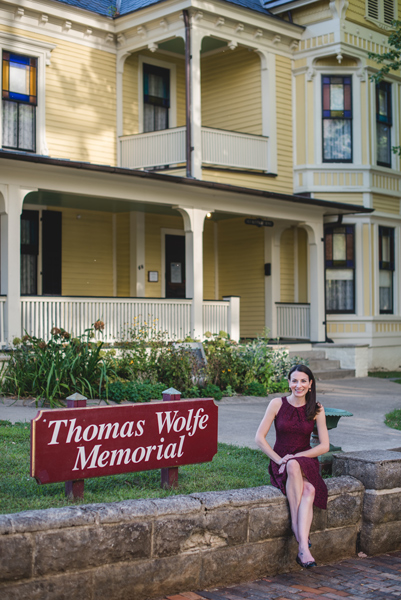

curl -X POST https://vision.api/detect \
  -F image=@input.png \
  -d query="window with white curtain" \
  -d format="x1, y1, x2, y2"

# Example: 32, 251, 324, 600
2, 51, 37, 152
322, 76, 353, 163
376, 81, 392, 168
325, 225, 355, 313
143, 63, 170, 133
379, 226, 394, 314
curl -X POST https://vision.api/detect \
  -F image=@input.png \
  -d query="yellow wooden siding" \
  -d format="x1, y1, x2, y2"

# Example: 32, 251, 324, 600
372, 194, 401, 214
52, 207, 114, 297
361, 81, 368, 165
116, 213, 130, 296
317, 193, 364, 205
315, 57, 358, 67
145, 214, 183, 298
0, 25, 116, 165
295, 74, 306, 165
218, 218, 265, 338
203, 219, 215, 299
201, 48, 262, 135
307, 80, 314, 165
123, 54, 139, 136
297, 228, 308, 303
280, 228, 295, 302
291, 0, 332, 24
363, 223, 370, 316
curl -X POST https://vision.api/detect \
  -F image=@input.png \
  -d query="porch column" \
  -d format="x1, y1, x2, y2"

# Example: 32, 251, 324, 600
0, 185, 34, 343
264, 226, 285, 338
190, 26, 203, 179
175, 207, 209, 339
307, 222, 325, 342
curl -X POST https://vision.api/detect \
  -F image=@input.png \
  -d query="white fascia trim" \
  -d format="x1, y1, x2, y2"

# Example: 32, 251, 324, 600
138, 55, 177, 134
0, 30, 56, 156
0, 0, 116, 53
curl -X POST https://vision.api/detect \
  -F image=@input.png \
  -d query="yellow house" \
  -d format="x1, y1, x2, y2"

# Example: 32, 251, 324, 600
0, 0, 399, 369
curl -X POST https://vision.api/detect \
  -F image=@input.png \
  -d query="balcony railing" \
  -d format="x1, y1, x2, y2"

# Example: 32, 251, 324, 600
276, 303, 310, 340
119, 127, 268, 172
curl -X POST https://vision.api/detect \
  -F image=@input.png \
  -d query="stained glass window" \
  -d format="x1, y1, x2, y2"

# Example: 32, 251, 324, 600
325, 225, 355, 313
2, 52, 37, 152
143, 64, 170, 133
376, 81, 392, 168
322, 76, 352, 162
379, 226, 394, 314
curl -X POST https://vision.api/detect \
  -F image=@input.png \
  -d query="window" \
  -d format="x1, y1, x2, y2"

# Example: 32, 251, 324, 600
143, 63, 170, 133
325, 225, 355, 313
21, 210, 39, 295
379, 226, 394, 313
367, 0, 395, 25
322, 76, 352, 163
2, 51, 37, 152
376, 82, 392, 168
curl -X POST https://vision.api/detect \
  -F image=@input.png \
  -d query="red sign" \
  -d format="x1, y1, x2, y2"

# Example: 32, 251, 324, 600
31, 399, 218, 484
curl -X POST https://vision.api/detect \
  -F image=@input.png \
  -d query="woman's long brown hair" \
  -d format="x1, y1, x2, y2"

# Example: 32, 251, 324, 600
288, 364, 321, 421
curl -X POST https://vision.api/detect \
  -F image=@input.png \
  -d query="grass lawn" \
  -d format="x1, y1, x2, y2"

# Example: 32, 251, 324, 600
369, 371, 401, 384
0, 421, 271, 515
385, 409, 401, 431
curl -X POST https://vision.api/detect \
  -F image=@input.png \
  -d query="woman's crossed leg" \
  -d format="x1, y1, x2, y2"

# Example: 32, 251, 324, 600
285, 459, 315, 564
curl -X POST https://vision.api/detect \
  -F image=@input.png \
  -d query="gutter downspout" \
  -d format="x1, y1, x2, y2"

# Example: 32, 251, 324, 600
183, 10, 192, 178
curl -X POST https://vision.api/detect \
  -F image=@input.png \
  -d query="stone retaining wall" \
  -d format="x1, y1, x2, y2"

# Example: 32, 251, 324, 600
1, 450, 401, 600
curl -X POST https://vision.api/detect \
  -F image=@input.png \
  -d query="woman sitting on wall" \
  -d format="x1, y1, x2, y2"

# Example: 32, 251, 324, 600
255, 364, 329, 568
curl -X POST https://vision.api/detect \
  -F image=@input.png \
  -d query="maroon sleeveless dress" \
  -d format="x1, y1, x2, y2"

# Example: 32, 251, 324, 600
268, 396, 328, 510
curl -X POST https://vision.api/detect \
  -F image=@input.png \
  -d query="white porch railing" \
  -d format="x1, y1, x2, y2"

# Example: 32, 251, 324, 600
201, 127, 268, 171
276, 303, 310, 340
20, 297, 237, 343
203, 301, 228, 335
119, 127, 268, 172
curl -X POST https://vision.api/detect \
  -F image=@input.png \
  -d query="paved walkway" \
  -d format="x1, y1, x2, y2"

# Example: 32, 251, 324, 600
1, 376, 401, 452
160, 550, 401, 600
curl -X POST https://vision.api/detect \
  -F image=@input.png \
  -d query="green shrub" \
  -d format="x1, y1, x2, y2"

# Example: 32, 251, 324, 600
1, 327, 115, 406
104, 381, 165, 403
244, 381, 267, 396
200, 383, 223, 401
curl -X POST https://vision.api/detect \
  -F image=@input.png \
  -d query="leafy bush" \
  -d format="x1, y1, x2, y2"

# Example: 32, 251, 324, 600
1, 327, 115, 406
104, 381, 165, 403
200, 383, 223, 401
244, 381, 267, 396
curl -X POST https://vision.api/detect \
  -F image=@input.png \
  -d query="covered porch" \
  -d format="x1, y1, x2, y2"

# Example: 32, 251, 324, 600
0, 152, 368, 348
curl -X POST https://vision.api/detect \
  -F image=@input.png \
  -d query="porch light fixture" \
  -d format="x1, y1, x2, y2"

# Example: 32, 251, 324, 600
206, 212, 212, 218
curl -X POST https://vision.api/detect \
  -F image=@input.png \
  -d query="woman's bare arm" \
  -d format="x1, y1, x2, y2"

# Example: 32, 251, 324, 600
255, 397, 283, 465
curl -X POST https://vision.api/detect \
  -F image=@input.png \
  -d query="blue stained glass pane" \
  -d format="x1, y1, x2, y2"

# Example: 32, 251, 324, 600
9, 91, 30, 102
323, 77, 331, 84
346, 260, 354, 267
326, 260, 333, 267
344, 111, 352, 118
344, 77, 351, 84
9, 53, 30, 65
323, 110, 331, 117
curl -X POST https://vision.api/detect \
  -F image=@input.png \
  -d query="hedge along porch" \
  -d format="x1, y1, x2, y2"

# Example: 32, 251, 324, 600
0, 152, 370, 346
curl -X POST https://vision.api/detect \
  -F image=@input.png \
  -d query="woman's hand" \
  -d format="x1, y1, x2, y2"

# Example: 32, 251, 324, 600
278, 454, 294, 474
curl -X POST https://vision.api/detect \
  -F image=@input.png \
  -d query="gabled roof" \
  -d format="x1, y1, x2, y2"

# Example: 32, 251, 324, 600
51, 0, 273, 17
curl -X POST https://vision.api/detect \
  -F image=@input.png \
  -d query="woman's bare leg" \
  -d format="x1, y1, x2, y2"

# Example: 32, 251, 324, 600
285, 460, 304, 542
297, 480, 315, 564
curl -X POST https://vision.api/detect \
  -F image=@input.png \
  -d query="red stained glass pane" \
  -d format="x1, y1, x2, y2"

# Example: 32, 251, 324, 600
344, 84, 351, 111
325, 232, 333, 261
323, 84, 330, 111
346, 232, 354, 261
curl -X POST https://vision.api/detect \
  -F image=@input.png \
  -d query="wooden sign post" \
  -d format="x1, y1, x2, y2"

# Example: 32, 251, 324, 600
65, 393, 87, 500
161, 387, 181, 489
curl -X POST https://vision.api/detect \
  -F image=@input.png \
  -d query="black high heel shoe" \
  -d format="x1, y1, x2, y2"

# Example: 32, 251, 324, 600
296, 555, 317, 569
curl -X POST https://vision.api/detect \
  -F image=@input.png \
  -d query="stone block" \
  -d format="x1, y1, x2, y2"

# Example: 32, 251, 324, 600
200, 538, 292, 588
0, 534, 33, 582
191, 486, 282, 510
9, 505, 96, 534
327, 492, 362, 529
248, 500, 291, 542
360, 521, 401, 555
93, 553, 201, 600
151, 495, 201, 517
333, 451, 401, 489
205, 508, 248, 546
310, 505, 327, 532
34, 521, 151, 576
310, 525, 358, 564
0, 571, 92, 600
363, 488, 401, 524
153, 514, 205, 557
94, 498, 157, 524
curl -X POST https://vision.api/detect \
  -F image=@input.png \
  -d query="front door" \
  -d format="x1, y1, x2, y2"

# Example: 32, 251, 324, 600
165, 234, 185, 298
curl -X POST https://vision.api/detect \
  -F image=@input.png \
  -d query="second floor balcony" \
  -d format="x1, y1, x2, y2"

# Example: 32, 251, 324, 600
118, 126, 269, 173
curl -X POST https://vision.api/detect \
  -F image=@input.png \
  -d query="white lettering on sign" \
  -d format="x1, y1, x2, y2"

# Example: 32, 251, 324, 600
155, 408, 206, 437
48, 418, 145, 445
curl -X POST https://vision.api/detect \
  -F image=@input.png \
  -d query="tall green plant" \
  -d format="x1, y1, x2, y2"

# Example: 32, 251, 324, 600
2, 326, 116, 406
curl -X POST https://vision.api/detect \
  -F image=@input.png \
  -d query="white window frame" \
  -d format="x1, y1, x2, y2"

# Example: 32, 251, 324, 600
0, 32, 55, 155
365, 0, 397, 28
138, 55, 177, 134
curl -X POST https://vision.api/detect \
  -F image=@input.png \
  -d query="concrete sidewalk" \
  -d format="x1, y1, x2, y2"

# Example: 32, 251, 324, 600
1, 377, 401, 453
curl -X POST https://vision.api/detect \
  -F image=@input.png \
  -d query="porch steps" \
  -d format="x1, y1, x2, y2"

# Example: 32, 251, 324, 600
288, 349, 355, 380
